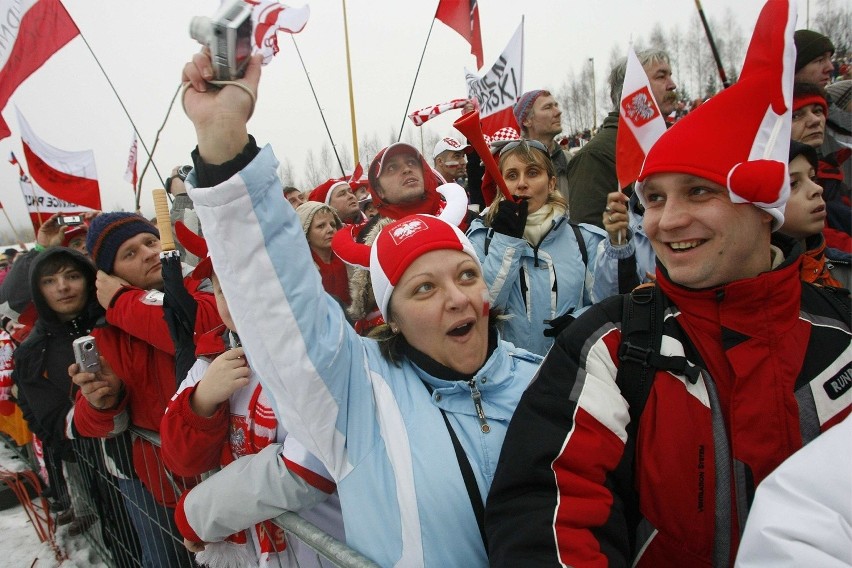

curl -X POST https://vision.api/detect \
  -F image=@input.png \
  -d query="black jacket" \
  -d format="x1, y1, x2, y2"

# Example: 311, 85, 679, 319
12, 248, 104, 457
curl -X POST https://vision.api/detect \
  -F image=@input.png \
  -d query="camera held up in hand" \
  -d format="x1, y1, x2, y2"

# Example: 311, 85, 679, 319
73, 335, 101, 374
189, 0, 253, 81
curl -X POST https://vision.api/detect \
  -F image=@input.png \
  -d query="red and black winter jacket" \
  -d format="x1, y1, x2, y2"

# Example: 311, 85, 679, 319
72, 278, 222, 507
486, 258, 851, 567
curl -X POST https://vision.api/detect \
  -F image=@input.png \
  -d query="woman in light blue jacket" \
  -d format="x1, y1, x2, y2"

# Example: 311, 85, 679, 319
467, 140, 605, 355
181, 52, 542, 567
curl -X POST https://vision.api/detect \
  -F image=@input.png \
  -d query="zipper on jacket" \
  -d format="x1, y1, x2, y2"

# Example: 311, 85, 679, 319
468, 378, 490, 433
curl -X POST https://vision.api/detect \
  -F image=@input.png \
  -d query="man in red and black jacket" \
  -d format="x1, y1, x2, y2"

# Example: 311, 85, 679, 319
486, 2, 851, 566
70, 212, 223, 510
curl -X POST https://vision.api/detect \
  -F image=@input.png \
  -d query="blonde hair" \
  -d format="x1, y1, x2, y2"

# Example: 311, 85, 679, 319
484, 143, 566, 226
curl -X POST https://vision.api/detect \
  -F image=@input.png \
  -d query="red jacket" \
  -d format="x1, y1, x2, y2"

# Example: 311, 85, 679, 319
486, 259, 851, 567
72, 278, 222, 507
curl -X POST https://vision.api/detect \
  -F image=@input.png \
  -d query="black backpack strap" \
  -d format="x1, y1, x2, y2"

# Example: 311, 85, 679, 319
617, 255, 641, 295
570, 223, 588, 267
421, 381, 487, 547
616, 285, 700, 429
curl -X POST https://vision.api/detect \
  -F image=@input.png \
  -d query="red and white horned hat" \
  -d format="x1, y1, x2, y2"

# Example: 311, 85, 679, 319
636, 0, 796, 230
332, 183, 479, 319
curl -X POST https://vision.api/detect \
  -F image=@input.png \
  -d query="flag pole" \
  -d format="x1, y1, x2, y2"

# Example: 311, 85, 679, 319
341, 0, 360, 168
694, 0, 731, 88
397, 17, 437, 142
63, 3, 167, 188
137, 83, 183, 210
0, 208, 24, 244
290, 36, 346, 177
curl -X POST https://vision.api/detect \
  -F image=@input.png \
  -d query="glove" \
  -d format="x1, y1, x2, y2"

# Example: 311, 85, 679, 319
490, 198, 528, 238
543, 310, 575, 338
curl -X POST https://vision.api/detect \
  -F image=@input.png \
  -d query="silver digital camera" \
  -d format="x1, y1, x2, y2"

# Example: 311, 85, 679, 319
189, 0, 253, 81
73, 335, 101, 374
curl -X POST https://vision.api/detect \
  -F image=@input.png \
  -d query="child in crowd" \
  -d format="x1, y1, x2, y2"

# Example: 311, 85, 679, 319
160, 224, 343, 567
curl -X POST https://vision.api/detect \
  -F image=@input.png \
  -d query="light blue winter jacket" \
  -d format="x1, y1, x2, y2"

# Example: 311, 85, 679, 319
188, 145, 542, 568
467, 213, 605, 356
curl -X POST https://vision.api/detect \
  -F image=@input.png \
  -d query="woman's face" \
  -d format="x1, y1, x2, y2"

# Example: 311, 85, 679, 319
389, 249, 489, 375
500, 152, 556, 214
307, 211, 338, 253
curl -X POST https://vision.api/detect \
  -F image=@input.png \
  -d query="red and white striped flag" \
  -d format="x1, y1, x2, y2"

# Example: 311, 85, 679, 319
408, 99, 469, 126
247, 0, 310, 64
616, 46, 667, 190
0, 0, 80, 140
16, 108, 100, 230
124, 131, 138, 190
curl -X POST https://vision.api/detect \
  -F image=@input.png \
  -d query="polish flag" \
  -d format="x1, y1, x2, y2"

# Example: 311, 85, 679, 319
616, 47, 667, 191
0, 0, 80, 140
124, 131, 138, 190
16, 108, 100, 229
435, 0, 484, 70
247, 0, 310, 65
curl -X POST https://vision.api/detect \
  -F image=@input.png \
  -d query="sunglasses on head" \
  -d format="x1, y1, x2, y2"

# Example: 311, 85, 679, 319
498, 139, 549, 157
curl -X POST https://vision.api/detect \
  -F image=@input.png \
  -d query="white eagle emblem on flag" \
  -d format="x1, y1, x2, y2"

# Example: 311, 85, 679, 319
621, 86, 660, 127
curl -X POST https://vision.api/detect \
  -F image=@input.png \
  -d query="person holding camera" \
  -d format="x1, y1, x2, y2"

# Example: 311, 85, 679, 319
12, 248, 114, 539
179, 50, 542, 567
69, 211, 223, 567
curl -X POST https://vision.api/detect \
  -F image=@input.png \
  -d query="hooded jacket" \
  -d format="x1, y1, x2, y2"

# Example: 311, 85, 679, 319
12, 248, 103, 457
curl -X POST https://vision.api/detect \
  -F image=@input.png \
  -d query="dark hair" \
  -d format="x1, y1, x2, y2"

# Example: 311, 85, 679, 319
283, 186, 300, 195
35, 256, 82, 281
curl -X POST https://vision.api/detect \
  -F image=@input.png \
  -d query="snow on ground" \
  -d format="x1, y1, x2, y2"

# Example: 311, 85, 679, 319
0, 439, 108, 567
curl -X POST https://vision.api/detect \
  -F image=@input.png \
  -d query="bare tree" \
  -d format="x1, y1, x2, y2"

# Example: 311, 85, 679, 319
302, 148, 324, 189
813, 0, 851, 58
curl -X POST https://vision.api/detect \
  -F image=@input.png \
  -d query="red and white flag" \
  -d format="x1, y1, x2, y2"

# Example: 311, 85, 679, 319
247, 0, 310, 64
616, 46, 667, 190
124, 131, 138, 190
408, 98, 468, 126
16, 108, 100, 230
465, 21, 523, 138
435, 0, 483, 70
0, 0, 80, 140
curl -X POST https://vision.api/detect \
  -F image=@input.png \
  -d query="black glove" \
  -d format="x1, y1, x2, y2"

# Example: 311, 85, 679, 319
543, 310, 575, 338
490, 198, 528, 238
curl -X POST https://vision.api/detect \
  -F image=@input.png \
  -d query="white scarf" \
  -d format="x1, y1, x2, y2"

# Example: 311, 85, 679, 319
523, 203, 565, 246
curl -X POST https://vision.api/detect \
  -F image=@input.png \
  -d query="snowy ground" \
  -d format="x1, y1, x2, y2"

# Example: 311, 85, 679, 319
0, 439, 108, 568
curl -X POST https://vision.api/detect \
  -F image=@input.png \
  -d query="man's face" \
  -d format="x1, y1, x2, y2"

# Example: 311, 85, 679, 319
642, 173, 772, 289
376, 152, 425, 204
285, 190, 305, 209
111, 232, 163, 290
328, 184, 360, 220
791, 103, 826, 148
68, 236, 87, 254
435, 150, 467, 182
524, 95, 562, 140
795, 52, 834, 87
39, 265, 88, 322
644, 59, 678, 116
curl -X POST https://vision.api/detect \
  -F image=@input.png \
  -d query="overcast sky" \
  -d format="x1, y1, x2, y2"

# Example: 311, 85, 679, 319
0, 0, 814, 235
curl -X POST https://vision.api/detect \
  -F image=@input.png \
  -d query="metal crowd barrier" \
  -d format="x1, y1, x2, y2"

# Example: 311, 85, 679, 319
2, 427, 380, 567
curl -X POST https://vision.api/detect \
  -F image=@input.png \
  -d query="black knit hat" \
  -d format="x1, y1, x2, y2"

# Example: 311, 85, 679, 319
794, 30, 834, 72
789, 140, 818, 171
86, 212, 160, 273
